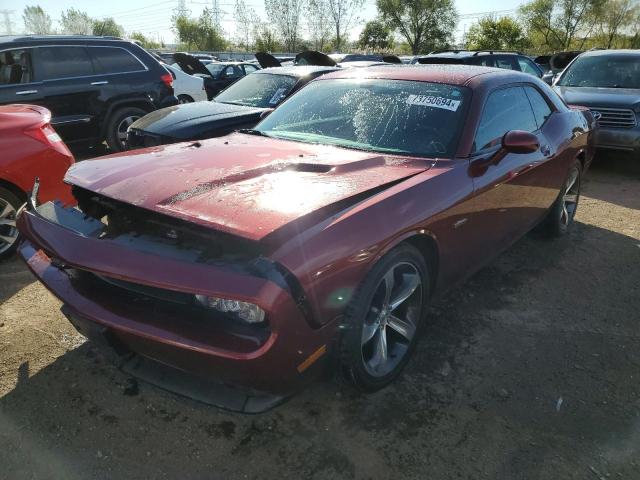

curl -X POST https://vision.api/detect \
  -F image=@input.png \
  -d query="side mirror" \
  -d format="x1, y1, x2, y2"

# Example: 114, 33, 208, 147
502, 130, 539, 154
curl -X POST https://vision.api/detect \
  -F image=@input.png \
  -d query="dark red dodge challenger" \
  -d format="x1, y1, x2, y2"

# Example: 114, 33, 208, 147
18, 66, 595, 412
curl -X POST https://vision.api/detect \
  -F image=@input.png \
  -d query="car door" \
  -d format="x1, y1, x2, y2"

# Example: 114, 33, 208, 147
34, 46, 101, 143
0, 48, 45, 108
466, 85, 548, 253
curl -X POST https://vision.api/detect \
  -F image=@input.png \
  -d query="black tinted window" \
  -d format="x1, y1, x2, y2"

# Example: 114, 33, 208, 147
38, 47, 93, 80
475, 87, 537, 151
524, 86, 552, 127
90, 47, 145, 74
0, 49, 33, 85
494, 56, 516, 70
467, 56, 493, 67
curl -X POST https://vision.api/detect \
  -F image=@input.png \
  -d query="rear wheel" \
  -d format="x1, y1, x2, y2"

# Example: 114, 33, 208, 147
340, 244, 429, 391
105, 107, 147, 152
540, 160, 581, 236
0, 187, 23, 261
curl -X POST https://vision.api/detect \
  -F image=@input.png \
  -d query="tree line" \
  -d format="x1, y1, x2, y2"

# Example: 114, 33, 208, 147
18, 0, 640, 55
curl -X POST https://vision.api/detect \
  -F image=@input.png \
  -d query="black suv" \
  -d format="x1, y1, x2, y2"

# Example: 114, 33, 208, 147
411, 50, 543, 78
0, 35, 177, 151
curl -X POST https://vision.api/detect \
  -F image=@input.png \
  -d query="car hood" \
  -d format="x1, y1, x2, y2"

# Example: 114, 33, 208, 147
173, 52, 212, 77
65, 133, 434, 241
129, 101, 269, 139
554, 86, 640, 109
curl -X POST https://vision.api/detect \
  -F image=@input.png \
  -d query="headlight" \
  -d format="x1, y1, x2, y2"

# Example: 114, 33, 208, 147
195, 295, 265, 324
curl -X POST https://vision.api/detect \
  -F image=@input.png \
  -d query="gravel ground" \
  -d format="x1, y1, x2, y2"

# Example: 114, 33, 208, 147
0, 156, 639, 480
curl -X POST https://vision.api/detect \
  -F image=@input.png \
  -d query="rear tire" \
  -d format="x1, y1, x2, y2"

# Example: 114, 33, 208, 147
178, 94, 194, 104
339, 243, 430, 392
0, 187, 23, 261
105, 107, 147, 152
539, 160, 582, 237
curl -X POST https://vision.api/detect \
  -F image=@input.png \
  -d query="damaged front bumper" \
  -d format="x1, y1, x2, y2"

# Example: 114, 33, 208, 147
17, 201, 335, 412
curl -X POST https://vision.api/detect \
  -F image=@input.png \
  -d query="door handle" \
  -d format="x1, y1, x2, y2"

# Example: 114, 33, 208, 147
90, 81, 108, 85
16, 90, 38, 95
541, 145, 552, 157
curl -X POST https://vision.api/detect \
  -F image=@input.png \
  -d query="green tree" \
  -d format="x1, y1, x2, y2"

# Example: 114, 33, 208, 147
376, 0, 457, 54
358, 20, 393, 50
92, 18, 123, 37
253, 21, 283, 52
597, 0, 639, 48
130, 32, 160, 49
465, 16, 530, 50
519, 0, 605, 50
234, 0, 256, 51
172, 8, 226, 51
23, 5, 52, 34
60, 8, 92, 35
308, 0, 332, 51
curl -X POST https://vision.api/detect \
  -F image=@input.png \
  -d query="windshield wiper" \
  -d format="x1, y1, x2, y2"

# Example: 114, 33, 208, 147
239, 128, 270, 137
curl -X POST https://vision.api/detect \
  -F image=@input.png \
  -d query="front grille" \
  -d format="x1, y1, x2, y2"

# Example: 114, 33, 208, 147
591, 107, 637, 128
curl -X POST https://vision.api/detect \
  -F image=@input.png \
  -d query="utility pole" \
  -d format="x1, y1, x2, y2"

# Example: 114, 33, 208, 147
0, 9, 14, 35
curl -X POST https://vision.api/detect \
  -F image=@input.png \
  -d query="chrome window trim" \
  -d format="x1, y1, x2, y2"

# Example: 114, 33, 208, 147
0, 44, 149, 87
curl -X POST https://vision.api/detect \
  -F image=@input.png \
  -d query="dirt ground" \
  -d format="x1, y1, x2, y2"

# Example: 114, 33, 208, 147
1, 156, 639, 480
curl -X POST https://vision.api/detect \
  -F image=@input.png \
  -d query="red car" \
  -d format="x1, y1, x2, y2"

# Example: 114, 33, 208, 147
17, 67, 594, 411
0, 105, 74, 260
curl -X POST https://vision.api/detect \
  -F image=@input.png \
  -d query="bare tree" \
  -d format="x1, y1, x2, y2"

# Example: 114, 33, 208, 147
308, 0, 332, 50
327, 0, 364, 51
23, 5, 52, 34
598, 0, 638, 48
234, 0, 256, 51
264, 0, 304, 52
60, 8, 92, 35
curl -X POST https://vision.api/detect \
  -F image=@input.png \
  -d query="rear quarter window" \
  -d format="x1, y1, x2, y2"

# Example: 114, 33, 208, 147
89, 47, 146, 74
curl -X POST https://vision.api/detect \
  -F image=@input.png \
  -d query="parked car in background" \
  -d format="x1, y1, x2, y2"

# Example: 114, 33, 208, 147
164, 64, 207, 104
0, 104, 74, 259
0, 35, 178, 152
554, 49, 640, 157
540, 51, 583, 85
172, 52, 259, 99
412, 50, 544, 78
329, 53, 402, 64
18, 66, 594, 411
128, 65, 339, 147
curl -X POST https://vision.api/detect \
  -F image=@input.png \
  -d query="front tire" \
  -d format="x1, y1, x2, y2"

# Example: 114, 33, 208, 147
540, 160, 582, 236
177, 94, 194, 104
0, 187, 23, 261
105, 107, 147, 152
340, 243, 430, 392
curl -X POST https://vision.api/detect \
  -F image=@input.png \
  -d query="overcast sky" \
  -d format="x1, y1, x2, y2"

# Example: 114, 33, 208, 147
2, 0, 525, 46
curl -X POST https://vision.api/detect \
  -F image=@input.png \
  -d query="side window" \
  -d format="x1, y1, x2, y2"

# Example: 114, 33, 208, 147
524, 86, 553, 128
223, 66, 242, 78
37, 47, 94, 80
0, 49, 33, 85
518, 57, 541, 77
474, 86, 538, 152
243, 64, 259, 74
89, 47, 145, 74
494, 56, 517, 70
468, 56, 494, 67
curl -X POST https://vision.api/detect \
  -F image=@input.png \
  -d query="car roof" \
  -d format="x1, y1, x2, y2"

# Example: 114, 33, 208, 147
579, 49, 640, 58
419, 50, 524, 60
256, 65, 341, 77
0, 35, 125, 45
317, 64, 527, 86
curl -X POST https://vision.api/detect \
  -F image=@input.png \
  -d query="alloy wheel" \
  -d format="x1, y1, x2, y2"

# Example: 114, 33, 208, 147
561, 167, 580, 226
116, 115, 141, 148
361, 261, 423, 377
0, 198, 18, 255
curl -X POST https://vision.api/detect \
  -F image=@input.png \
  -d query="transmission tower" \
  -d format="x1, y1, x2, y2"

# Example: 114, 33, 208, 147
174, 0, 190, 17
0, 10, 14, 35
211, 0, 221, 29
